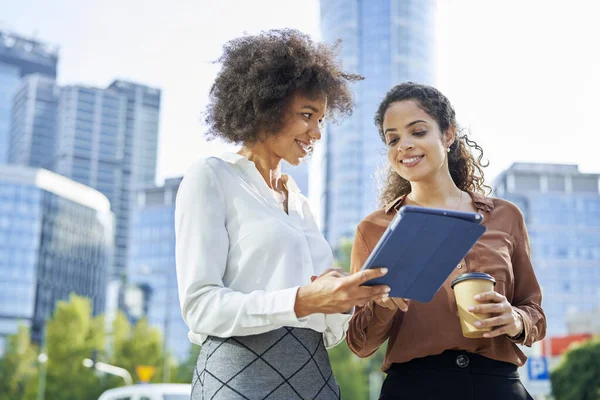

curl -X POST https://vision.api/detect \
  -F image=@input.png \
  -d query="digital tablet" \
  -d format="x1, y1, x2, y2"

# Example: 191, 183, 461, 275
361, 205, 486, 302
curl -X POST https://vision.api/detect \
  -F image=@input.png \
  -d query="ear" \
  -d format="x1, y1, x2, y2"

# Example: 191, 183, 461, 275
443, 125, 456, 149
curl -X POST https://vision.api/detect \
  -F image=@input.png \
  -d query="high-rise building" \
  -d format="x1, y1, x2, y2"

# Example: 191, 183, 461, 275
54, 84, 128, 278
54, 81, 161, 279
0, 31, 58, 164
0, 165, 113, 350
9, 74, 59, 169
494, 163, 600, 336
319, 0, 436, 246
107, 80, 161, 189
128, 177, 189, 360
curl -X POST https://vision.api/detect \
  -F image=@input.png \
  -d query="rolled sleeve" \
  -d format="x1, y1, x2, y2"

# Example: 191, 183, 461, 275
509, 209, 547, 347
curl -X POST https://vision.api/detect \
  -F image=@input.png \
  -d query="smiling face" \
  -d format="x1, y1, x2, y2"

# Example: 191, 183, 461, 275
264, 92, 326, 166
383, 100, 455, 184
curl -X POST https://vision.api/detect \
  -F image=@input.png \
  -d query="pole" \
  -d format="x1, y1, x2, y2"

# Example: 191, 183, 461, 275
83, 359, 133, 385
36, 325, 47, 400
162, 268, 171, 382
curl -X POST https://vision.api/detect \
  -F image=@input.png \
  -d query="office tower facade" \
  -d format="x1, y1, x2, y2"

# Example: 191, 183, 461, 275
128, 177, 188, 360
107, 80, 161, 189
319, 0, 436, 247
54, 85, 128, 278
494, 163, 600, 336
9, 74, 59, 169
0, 165, 113, 350
54, 81, 160, 279
0, 31, 58, 164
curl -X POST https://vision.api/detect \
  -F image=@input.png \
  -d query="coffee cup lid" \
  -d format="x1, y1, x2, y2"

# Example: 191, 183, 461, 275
451, 272, 496, 289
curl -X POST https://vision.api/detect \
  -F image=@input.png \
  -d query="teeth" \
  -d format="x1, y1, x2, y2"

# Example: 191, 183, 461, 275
296, 140, 311, 152
402, 156, 422, 164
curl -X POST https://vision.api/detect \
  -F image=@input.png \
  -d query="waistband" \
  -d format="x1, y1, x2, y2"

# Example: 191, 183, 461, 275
389, 350, 519, 377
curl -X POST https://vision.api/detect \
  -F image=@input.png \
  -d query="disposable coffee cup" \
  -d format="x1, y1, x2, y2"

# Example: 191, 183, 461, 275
451, 272, 496, 338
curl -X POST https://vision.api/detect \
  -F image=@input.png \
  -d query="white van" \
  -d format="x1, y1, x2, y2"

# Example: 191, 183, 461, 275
97, 383, 191, 400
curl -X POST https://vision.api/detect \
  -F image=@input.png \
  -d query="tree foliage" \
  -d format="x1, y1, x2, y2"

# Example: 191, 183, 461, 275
551, 337, 600, 400
0, 325, 39, 400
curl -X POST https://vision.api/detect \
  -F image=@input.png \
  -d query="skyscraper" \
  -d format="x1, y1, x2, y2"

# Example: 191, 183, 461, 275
54, 84, 128, 278
0, 31, 58, 164
54, 81, 161, 279
0, 165, 113, 350
9, 74, 59, 169
128, 177, 189, 360
107, 80, 161, 189
319, 0, 436, 246
494, 163, 600, 336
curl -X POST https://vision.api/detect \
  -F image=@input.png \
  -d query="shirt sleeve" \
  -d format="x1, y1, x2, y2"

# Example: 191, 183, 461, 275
323, 313, 353, 349
175, 159, 308, 339
346, 226, 399, 357
508, 208, 547, 347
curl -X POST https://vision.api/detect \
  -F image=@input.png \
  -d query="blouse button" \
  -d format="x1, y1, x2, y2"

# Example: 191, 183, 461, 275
457, 264, 463, 269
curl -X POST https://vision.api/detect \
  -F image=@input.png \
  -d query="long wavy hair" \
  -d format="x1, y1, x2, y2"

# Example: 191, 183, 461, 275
375, 82, 491, 206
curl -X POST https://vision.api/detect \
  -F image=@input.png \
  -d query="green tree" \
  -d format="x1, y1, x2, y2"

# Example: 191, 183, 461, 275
109, 312, 166, 384
551, 337, 600, 400
44, 294, 106, 400
0, 325, 39, 400
328, 343, 369, 400
171, 344, 201, 383
333, 238, 354, 273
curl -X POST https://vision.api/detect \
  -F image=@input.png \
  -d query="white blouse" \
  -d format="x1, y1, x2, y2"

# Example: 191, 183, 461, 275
175, 152, 351, 348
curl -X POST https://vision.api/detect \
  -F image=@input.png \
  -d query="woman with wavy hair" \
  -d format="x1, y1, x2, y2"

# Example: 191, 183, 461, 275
175, 29, 391, 399
346, 82, 545, 399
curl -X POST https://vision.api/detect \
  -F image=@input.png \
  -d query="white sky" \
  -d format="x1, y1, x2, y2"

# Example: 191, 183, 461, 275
2, 0, 599, 184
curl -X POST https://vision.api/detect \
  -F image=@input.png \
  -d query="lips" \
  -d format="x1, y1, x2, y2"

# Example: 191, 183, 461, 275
295, 139, 311, 155
400, 155, 424, 167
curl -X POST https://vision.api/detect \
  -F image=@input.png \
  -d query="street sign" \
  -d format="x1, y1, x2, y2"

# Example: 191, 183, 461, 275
526, 356, 551, 397
136, 365, 156, 383
528, 356, 549, 381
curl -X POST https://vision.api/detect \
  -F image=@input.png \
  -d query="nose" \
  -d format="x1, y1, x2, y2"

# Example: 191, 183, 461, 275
397, 141, 414, 152
308, 124, 322, 142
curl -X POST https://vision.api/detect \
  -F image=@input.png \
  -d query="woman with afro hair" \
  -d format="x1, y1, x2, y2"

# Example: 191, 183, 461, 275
175, 29, 391, 399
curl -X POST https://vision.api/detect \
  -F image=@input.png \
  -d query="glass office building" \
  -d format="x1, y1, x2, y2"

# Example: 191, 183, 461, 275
318, 0, 436, 247
494, 163, 600, 336
128, 177, 189, 360
0, 165, 113, 351
9, 74, 59, 169
107, 80, 161, 189
0, 31, 58, 164
54, 81, 160, 280
54, 85, 128, 279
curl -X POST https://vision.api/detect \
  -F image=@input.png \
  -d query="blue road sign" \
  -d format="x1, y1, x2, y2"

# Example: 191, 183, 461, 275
528, 356, 549, 381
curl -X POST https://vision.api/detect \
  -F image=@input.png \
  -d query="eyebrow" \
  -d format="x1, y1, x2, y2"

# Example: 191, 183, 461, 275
384, 120, 428, 135
302, 105, 320, 113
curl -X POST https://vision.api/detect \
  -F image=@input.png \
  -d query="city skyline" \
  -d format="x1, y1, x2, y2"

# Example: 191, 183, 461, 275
3, 0, 599, 192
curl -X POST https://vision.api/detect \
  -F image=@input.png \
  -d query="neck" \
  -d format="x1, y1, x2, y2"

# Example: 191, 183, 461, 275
238, 145, 283, 190
408, 168, 462, 208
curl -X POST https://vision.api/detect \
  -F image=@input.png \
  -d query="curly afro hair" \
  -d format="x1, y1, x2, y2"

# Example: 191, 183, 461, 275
374, 82, 491, 206
204, 29, 363, 144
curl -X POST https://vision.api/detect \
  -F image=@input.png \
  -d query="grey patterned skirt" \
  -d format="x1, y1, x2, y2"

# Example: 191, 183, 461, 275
191, 327, 341, 400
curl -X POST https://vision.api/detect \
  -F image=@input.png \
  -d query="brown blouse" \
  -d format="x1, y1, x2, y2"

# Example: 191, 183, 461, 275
346, 191, 546, 370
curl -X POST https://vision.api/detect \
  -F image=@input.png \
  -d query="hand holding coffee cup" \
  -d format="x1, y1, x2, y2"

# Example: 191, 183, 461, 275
451, 272, 523, 339
451, 273, 496, 338
468, 291, 524, 339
